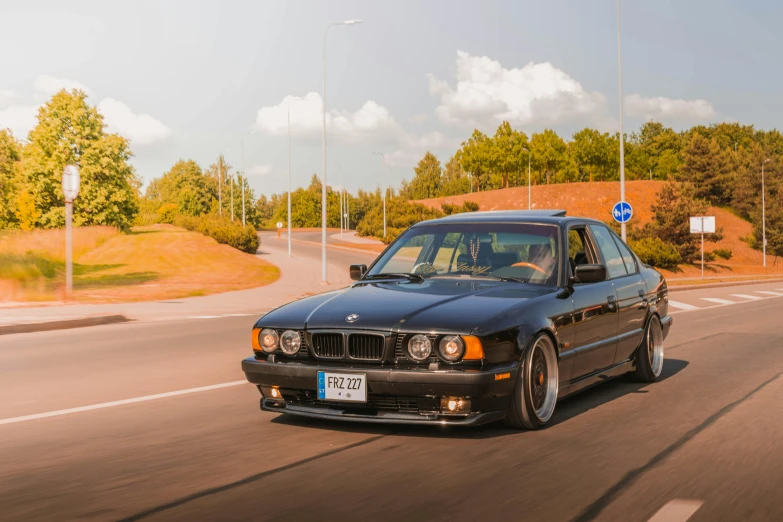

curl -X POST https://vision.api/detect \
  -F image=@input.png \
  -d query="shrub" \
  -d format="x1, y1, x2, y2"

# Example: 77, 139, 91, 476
356, 198, 443, 243
174, 215, 259, 254
629, 237, 681, 269
156, 203, 179, 224
712, 248, 732, 260
441, 200, 480, 215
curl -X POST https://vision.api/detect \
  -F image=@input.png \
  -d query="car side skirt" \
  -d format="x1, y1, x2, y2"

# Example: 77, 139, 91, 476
558, 358, 635, 399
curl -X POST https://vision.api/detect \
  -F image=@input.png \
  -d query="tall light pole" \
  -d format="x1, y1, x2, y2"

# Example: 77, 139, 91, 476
373, 152, 389, 238
334, 162, 344, 238
322, 19, 362, 283
522, 146, 531, 210
616, 0, 627, 241
762, 158, 770, 267
241, 131, 259, 226
287, 97, 305, 257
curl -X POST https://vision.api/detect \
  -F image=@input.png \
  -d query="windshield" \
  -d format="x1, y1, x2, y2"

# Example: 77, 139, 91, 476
367, 223, 560, 285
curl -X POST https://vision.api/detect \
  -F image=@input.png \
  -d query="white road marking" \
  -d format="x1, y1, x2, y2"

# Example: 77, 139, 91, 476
755, 290, 783, 296
0, 381, 248, 426
731, 294, 762, 300
647, 499, 704, 522
667, 300, 700, 311
187, 315, 221, 319
700, 297, 736, 305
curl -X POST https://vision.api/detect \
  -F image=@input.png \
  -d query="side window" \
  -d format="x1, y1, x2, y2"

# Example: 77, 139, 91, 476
589, 225, 628, 279
611, 232, 638, 275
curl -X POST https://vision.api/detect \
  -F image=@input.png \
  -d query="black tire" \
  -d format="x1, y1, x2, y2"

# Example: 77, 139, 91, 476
505, 333, 559, 430
632, 315, 664, 383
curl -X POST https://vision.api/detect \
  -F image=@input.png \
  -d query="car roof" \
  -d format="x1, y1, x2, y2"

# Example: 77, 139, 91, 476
412, 210, 605, 227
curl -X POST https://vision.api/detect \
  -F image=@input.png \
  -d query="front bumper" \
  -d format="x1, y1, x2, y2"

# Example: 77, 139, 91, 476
242, 357, 516, 425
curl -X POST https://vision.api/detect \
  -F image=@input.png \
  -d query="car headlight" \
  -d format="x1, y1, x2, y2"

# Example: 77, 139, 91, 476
407, 334, 432, 361
259, 329, 279, 353
280, 330, 301, 355
439, 335, 465, 361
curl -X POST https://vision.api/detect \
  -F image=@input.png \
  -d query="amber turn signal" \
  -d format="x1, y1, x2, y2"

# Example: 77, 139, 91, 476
251, 327, 262, 351
462, 336, 484, 360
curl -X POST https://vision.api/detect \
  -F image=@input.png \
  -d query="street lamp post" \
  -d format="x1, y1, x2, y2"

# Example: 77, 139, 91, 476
322, 19, 362, 283
334, 162, 344, 238
522, 146, 531, 210
616, 0, 627, 241
373, 152, 388, 238
241, 131, 259, 226
763, 158, 771, 267
287, 97, 305, 257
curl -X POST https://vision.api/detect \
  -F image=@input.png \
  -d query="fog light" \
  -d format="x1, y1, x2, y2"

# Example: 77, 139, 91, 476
440, 396, 471, 414
270, 387, 281, 399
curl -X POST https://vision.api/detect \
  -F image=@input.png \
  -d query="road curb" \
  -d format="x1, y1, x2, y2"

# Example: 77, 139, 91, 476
0, 315, 130, 335
277, 237, 386, 256
668, 277, 783, 292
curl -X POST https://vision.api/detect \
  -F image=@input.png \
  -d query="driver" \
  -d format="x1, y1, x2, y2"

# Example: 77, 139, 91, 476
528, 244, 556, 278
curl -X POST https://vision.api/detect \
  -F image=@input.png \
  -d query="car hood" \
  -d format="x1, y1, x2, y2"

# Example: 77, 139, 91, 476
258, 278, 557, 334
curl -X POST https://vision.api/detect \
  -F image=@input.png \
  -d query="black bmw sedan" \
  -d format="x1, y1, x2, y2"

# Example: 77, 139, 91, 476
241, 210, 673, 429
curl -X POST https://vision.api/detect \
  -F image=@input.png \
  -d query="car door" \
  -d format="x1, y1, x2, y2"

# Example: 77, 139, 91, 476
567, 225, 621, 379
606, 228, 649, 364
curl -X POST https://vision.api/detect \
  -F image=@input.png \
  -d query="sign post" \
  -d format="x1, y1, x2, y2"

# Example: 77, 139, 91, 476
276, 221, 283, 238
612, 201, 633, 225
62, 165, 80, 300
690, 216, 716, 279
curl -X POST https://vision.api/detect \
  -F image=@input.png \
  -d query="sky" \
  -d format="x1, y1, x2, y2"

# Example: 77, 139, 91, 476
1, 0, 782, 199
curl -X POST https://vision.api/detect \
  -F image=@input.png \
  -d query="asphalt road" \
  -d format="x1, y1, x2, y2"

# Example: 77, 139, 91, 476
2, 279, 783, 520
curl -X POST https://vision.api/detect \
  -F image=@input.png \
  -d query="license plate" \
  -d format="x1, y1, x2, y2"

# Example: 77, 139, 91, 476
317, 371, 367, 402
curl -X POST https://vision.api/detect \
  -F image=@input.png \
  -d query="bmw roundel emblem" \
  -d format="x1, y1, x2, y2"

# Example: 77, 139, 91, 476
345, 314, 359, 323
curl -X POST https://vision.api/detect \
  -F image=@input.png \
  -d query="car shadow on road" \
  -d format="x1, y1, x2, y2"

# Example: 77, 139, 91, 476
548, 358, 688, 427
271, 358, 689, 440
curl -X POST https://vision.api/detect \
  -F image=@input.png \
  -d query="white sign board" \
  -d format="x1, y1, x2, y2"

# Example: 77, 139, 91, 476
690, 216, 715, 234
276, 221, 283, 229
62, 165, 80, 203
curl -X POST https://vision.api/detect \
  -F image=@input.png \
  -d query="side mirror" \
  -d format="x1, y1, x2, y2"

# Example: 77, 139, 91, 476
573, 264, 607, 284
350, 264, 367, 281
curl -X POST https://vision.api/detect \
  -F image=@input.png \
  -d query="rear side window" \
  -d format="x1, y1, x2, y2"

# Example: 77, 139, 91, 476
588, 225, 628, 279
611, 232, 638, 274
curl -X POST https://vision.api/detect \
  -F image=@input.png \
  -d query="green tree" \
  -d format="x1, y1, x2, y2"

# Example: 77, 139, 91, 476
679, 133, 732, 204
15, 187, 40, 230
530, 129, 567, 184
640, 181, 715, 262
20, 89, 140, 230
0, 129, 22, 228
489, 121, 529, 189
570, 128, 616, 182
441, 154, 470, 196
458, 130, 492, 191
405, 151, 442, 199
145, 159, 216, 217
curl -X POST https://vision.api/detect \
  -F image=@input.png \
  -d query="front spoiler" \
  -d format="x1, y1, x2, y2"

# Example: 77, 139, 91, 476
261, 399, 507, 426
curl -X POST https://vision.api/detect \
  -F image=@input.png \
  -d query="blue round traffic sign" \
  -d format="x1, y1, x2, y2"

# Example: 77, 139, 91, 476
612, 201, 633, 223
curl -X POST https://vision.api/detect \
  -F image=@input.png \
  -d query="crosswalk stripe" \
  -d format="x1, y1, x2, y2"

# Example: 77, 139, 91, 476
647, 499, 704, 522
667, 300, 700, 311
755, 290, 783, 296
731, 294, 762, 300
700, 298, 736, 305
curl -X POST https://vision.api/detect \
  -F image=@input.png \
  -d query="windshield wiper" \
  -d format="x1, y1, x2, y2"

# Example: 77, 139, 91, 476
469, 274, 528, 284
362, 272, 424, 282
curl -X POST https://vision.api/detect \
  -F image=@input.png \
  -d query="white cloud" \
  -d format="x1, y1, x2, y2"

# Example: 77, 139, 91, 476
247, 164, 273, 176
386, 131, 462, 167
0, 105, 38, 139
624, 94, 716, 122
98, 98, 172, 145
428, 50, 610, 129
254, 92, 403, 143
33, 75, 94, 97
408, 113, 429, 124
0, 89, 19, 108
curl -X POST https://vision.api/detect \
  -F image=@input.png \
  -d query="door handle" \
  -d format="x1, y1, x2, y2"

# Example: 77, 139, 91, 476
638, 298, 648, 309
607, 295, 617, 312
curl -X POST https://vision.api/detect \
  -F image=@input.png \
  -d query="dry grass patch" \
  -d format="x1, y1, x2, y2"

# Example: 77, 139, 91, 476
0, 224, 279, 303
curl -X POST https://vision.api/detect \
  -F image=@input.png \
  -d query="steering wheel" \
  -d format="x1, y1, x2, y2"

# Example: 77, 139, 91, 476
511, 261, 548, 275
